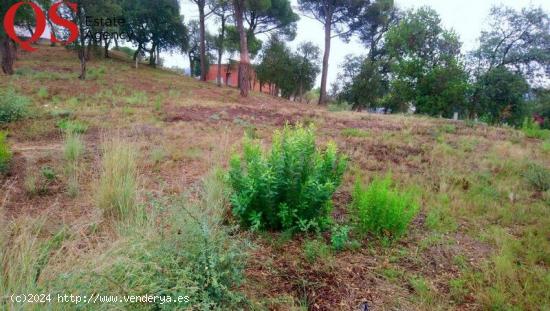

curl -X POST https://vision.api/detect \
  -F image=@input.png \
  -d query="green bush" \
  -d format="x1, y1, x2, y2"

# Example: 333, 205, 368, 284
330, 225, 350, 251
0, 131, 12, 174
0, 89, 29, 124
351, 174, 419, 241
522, 117, 550, 140
229, 124, 347, 232
523, 163, 550, 192
41, 166, 56, 182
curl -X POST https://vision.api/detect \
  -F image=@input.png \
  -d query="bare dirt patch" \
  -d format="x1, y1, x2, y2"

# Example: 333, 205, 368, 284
164, 104, 319, 127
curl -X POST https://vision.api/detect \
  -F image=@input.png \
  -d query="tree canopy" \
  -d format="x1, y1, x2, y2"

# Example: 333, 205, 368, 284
384, 7, 468, 116
472, 6, 550, 82
256, 37, 320, 99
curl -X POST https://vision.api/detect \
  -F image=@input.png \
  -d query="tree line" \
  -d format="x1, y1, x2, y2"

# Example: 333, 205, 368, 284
332, 4, 549, 127
0, 0, 548, 126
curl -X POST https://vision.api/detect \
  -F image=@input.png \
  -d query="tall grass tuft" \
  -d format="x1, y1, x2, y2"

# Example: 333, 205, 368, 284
0, 131, 11, 174
53, 169, 247, 309
351, 174, 419, 241
523, 163, 550, 192
0, 215, 66, 310
96, 137, 138, 221
63, 132, 85, 197
0, 218, 43, 299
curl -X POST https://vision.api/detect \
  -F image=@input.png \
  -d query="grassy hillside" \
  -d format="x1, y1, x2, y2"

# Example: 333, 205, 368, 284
1, 45, 549, 310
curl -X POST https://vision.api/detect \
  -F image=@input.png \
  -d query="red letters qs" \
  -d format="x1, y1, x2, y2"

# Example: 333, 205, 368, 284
3, 1, 78, 52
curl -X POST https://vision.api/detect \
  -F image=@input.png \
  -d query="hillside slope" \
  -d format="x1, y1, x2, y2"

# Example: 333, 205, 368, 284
1, 45, 549, 310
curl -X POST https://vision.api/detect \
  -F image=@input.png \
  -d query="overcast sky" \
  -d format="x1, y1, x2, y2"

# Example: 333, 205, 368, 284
164, 0, 550, 85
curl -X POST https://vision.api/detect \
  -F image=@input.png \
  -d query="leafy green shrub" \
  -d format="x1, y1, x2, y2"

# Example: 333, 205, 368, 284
0, 88, 29, 124
40, 166, 56, 182
351, 174, 419, 241
330, 225, 350, 251
57, 119, 88, 134
523, 163, 550, 192
522, 117, 550, 140
0, 132, 12, 174
229, 124, 347, 232
96, 138, 137, 221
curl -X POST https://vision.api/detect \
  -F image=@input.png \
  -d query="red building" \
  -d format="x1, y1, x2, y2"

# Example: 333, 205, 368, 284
205, 62, 277, 95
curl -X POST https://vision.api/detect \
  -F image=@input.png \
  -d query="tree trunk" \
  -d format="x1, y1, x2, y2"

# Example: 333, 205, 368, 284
189, 55, 194, 77
26, 25, 34, 40
198, 1, 208, 81
216, 16, 226, 87
133, 44, 141, 69
77, 2, 86, 80
233, 0, 250, 97
85, 37, 93, 61
216, 54, 223, 86
149, 43, 156, 67
78, 48, 86, 80
104, 38, 111, 58
1, 36, 15, 75
46, 13, 57, 46
319, 15, 332, 105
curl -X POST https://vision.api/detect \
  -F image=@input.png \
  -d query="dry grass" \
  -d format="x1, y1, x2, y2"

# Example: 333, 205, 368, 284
96, 136, 139, 222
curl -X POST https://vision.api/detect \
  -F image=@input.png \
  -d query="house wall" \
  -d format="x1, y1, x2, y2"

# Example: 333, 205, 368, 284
205, 64, 272, 95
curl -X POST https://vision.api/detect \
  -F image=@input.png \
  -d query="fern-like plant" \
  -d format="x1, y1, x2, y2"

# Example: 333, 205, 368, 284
229, 124, 347, 232
351, 174, 419, 241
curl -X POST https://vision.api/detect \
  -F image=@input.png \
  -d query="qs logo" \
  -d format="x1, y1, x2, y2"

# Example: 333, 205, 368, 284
3, 1, 78, 52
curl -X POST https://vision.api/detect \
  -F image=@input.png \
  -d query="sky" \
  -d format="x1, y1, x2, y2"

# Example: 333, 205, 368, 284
164, 0, 550, 85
